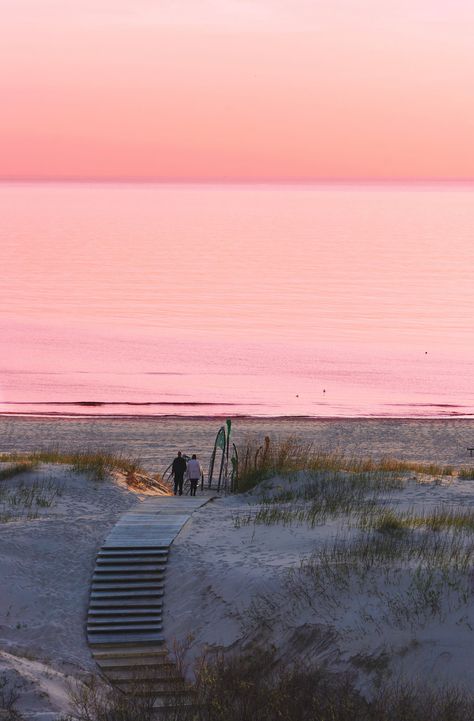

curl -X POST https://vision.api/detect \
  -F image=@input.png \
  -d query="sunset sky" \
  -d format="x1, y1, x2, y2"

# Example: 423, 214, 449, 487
2, 0, 474, 181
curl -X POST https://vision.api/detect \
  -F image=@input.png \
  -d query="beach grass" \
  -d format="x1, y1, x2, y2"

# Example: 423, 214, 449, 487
361, 506, 474, 535
232, 436, 474, 638
64, 647, 474, 721
235, 436, 454, 492
0, 477, 64, 523
0, 449, 143, 481
0, 461, 38, 481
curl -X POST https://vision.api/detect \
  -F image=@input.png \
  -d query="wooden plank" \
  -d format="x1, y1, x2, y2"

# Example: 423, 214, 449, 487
89, 633, 165, 646
89, 620, 163, 627
89, 609, 163, 617
87, 619, 163, 635
91, 590, 164, 599
93, 646, 168, 659
90, 599, 163, 608
98, 656, 173, 669
98, 553, 168, 560
93, 564, 166, 573
96, 558, 168, 565
91, 585, 165, 592
92, 574, 165, 583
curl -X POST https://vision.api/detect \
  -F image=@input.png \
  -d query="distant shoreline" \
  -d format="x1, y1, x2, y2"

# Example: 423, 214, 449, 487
1, 412, 473, 421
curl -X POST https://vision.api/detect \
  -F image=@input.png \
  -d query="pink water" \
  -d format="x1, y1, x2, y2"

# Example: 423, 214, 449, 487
1, 183, 473, 418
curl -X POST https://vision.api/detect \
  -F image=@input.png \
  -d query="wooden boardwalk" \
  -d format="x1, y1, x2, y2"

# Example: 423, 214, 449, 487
87, 496, 211, 702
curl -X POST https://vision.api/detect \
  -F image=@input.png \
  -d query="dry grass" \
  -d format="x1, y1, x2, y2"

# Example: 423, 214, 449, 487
0, 449, 144, 482
62, 648, 474, 721
235, 436, 453, 492
0, 461, 37, 481
0, 477, 64, 523
0, 673, 23, 720
361, 506, 474, 535
459, 468, 474, 480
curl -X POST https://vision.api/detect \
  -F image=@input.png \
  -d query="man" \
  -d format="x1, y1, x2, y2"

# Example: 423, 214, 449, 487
171, 451, 187, 496
187, 454, 203, 496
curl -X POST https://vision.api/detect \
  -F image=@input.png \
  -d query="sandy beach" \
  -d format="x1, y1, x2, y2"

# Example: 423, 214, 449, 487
165, 472, 474, 691
1, 417, 474, 473
1, 424, 474, 717
0, 462, 154, 719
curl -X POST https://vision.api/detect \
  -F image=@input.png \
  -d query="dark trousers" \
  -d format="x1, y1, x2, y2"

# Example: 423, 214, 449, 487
190, 479, 198, 496
174, 476, 184, 496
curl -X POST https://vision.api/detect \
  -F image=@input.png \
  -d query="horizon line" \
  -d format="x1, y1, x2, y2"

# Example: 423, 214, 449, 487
2, 177, 474, 186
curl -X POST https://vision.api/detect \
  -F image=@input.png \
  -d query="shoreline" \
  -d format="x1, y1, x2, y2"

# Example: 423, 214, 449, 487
1, 412, 474, 421
2, 416, 474, 473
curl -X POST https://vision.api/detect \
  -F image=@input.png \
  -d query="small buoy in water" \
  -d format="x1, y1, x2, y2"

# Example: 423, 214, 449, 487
323, 389, 326, 393
296, 394, 299, 397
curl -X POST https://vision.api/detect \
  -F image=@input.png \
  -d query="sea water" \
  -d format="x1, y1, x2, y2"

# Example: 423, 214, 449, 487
1, 182, 474, 418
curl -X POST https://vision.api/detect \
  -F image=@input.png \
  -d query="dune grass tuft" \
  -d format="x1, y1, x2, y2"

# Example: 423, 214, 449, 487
64, 647, 474, 721
0, 449, 143, 481
0, 461, 37, 481
235, 436, 454, 492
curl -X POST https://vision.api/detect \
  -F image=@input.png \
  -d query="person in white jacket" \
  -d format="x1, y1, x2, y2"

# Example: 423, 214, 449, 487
187, 454, 203, 496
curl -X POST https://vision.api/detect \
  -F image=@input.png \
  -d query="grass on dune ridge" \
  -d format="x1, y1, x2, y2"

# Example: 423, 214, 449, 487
0, 461, 38, 481
235, 436, 456, 493
233, 437, 474, 650
59, 646, 474, 721
0, 448, 144, 481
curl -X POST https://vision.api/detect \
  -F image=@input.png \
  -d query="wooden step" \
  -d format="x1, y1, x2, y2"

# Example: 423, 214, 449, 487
88, 615, 162, 626
92, 576, 165, 584
89, 608, 162, 617
90, 619, 162, 627
106, 670, 180, 682
91, 573, 165, 591
90, 591, 164, 599
92, 646, 168, 659
91, 588, 164, 599
91, 583, 162, 592
96, 558, 168, 567
88, 612, 162, 621
118, 685, 187, 697
98, 549, 168, 557
102, 543, 170, 549
93, 564, 167, 573
90, 599, 163, 609
97, 657, 172, 670
102, 540, 174, 546
92, 573, 165, 582
89, 633, 165, 647
88, 624, 163, 633
93, 571, 166, 578
112, 668, 186, 691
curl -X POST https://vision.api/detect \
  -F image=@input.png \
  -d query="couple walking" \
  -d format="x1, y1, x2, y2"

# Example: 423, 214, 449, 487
171, 452, 203, 497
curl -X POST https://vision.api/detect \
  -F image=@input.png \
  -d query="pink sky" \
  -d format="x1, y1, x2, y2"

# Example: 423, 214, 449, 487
2, 1, 474, 181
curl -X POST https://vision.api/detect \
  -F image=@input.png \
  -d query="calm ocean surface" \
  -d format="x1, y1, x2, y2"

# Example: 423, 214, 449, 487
1, 183, 473, 419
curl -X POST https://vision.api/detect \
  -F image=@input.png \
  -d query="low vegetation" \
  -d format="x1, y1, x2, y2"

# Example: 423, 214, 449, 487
0, 461, 37, 481
0, 477, 64, 522
232, 435, 474, 651
234, 436, 454, 493
361, 506, 474, 535
0, 673, 23, 720
62, 647, 474, 721
0, 449, 144, 482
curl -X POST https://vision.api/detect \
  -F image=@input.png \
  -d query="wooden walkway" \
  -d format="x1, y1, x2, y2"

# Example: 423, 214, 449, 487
87, 496, 211, 702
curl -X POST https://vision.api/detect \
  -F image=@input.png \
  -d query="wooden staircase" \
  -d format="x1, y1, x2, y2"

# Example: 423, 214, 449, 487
87, 496, 212, 710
